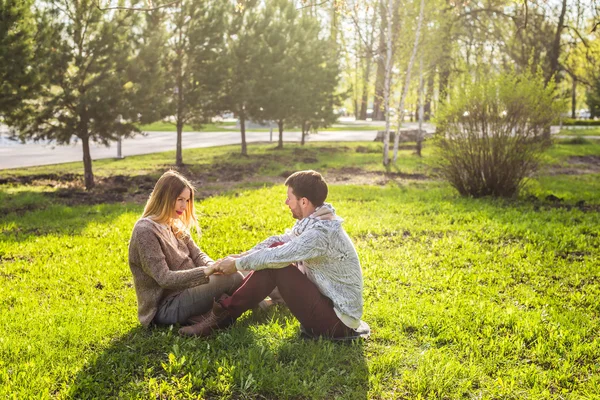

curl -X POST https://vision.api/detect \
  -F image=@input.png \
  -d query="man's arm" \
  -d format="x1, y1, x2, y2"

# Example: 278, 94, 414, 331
236, 228, 327, 271
246, 231, 295, 254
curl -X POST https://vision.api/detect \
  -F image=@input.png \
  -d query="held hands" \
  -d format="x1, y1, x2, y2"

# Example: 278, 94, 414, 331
205, 256, 239, 276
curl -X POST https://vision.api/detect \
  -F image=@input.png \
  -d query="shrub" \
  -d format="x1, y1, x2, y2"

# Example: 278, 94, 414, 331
434, 71, 564, 198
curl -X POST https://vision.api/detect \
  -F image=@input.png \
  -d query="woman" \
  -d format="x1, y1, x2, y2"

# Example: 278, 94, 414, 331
128, 170, 243, 327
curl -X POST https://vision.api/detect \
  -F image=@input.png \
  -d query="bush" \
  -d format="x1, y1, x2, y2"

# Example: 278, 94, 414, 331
434, 71, 563, 198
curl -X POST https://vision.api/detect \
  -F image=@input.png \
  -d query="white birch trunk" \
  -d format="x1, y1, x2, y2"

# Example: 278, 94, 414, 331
382, 0, 394, 166
416, 54, 424, 156
392, 0, 425, 162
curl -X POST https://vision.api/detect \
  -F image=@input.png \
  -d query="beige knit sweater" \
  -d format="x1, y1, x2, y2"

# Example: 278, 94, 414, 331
128, 218, 213, 326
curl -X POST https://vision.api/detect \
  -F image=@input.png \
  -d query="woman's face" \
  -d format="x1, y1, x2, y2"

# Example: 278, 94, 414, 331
173, 187, 191, 219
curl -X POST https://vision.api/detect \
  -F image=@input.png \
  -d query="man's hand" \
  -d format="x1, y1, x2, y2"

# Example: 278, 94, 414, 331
216, 256, 238, 275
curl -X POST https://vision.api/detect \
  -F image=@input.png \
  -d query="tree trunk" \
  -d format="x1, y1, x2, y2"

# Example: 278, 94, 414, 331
416, 55, 424, 157
393, 0, 424, 163
353, 28, 360, 119
358, 7, 377, 121
424, 70, 434, 121
175, 15, 184, 167
81, 134, 95, 190
547, 0, 568, 85
372, 6, 386, 122
382, 0, 393, 166
277, 119, 284, 149
301, 121, 307, 145
359, 64, 370, 120
571, 75, 577, 119
240, 107, 247, 156
175, 119, 183, 166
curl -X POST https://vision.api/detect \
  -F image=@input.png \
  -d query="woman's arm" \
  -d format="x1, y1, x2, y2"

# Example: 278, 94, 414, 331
135, 228, 210, 289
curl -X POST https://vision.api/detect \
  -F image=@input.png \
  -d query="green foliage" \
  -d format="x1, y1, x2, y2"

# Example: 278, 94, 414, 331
586, 75, 600, 119
434, 70, 564, 198
288, 12, 342, 142
130, 0, 230, 165
225, 0, 341, 151
0, 0, 36, 118
7, 0, 144, 189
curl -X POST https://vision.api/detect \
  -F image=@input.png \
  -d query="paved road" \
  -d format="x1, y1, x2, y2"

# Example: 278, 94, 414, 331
0, 129, 388, 170
1, 122, 589, 170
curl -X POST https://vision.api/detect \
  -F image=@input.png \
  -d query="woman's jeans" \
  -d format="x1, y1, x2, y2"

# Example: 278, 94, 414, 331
153, 272, 244, 325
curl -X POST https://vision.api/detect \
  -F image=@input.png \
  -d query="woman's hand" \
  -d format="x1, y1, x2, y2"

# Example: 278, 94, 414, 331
204, 263, 218, 276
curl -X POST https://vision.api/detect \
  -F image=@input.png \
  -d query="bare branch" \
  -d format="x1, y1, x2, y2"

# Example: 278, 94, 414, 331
564, 25, 590, 47
456, 8, 519, 25
94, 0, 181, 12
296, 0, 330, 10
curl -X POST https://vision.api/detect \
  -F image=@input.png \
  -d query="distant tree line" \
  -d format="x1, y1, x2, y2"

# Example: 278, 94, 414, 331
0, 0, 340, 189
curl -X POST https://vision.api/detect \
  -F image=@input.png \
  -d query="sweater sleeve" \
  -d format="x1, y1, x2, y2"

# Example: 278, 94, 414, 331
185, 237, 214, 267
134, 227, 209, 290
248, 231, 295, 253
237, 228, 327, 271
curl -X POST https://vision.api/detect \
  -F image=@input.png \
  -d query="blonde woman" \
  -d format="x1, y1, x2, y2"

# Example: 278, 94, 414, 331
128, 170, 243, 327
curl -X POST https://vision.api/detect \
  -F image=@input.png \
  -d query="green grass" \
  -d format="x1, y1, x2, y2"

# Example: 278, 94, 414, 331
139, 121, 234, 132
1, 141, 599, 399
139, 121, 384, 133
0, 142, 430, 178
557, 127, 600, 137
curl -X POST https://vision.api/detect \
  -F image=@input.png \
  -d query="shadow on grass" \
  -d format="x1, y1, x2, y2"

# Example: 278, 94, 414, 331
0, 191, 141, 244
66, 313, 369, 399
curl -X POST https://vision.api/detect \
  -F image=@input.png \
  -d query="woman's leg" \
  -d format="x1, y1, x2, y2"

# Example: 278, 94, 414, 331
154, 272, 243, 325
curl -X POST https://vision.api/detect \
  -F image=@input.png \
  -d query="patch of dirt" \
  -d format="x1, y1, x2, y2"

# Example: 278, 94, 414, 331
569, 155, 600, 166
544, 155, 600, 175
326, 167, 431, 185
1, 145, 434, 208
525, 194, 600, 213
0, 173, 82, 186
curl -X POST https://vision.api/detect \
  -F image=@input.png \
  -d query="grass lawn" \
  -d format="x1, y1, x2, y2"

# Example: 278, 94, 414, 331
1, 140, 599, 399
557, 127, 600, 137
139, 121, 384, 133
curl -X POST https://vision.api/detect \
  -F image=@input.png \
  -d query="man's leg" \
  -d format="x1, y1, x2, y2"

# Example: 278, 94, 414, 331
222, 266, 352, 337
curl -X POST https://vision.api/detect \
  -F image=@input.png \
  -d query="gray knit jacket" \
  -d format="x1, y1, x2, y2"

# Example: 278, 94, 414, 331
128, 218, 213, 326
235, 209, 363, 329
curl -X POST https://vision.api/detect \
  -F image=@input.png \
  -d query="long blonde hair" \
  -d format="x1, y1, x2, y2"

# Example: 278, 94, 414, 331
143, 170, 199, 239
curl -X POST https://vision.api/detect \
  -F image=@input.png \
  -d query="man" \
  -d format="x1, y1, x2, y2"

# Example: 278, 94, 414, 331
179, 170, 365, 338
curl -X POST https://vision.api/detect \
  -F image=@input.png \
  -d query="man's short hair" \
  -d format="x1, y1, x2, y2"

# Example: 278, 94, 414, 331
285, 170, 328, 207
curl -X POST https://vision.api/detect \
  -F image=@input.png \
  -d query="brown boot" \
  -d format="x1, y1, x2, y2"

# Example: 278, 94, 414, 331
179, 296, 234, 337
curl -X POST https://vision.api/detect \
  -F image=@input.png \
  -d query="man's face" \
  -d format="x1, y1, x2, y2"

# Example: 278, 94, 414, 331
285, 186, 303, 220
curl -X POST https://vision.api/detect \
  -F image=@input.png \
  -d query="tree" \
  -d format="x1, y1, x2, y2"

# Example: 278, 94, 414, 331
391, 0, 424, 163
289, 14, 341, 145
587, 75, 600, 118
382, 0, 394, 165
220, 0, 262, 156
0, 1, 59, 123
252, 0, 301, 150
0, 0, 36, 119
134, 0, 228, 166
10, 0, 142, 190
